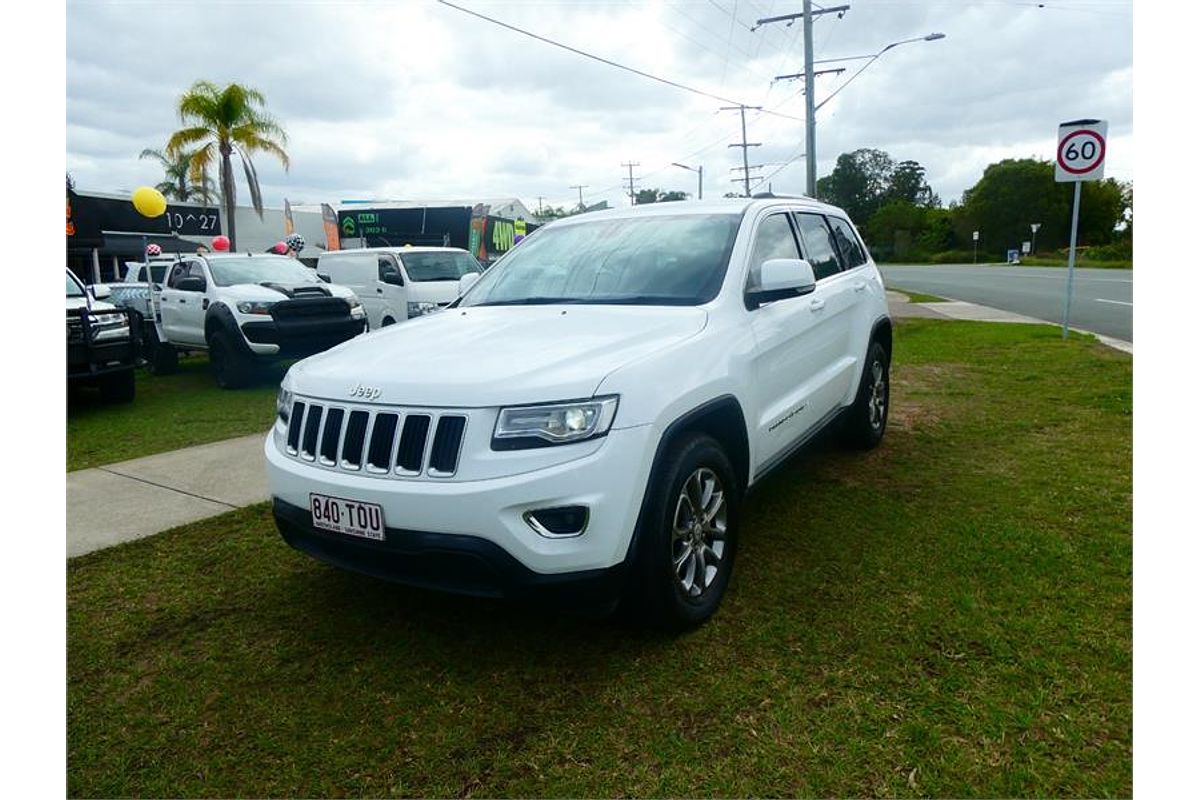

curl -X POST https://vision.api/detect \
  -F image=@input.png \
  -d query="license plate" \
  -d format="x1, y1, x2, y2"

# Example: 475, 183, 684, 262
310, 493, 385, 541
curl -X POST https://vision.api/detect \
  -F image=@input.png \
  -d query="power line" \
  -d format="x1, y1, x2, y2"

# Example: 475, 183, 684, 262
436, 0, 806, 123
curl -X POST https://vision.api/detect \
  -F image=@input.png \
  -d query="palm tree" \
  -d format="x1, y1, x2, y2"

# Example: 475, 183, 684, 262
138, 147, 218, 204
164, 81, 289, 250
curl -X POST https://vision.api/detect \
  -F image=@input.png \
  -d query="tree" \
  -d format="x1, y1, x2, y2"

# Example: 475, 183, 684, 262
888, 160, 939, 207
635, 188, 689, 204
138, 148, 217, 204
957, 158, 1128, 256
816, 148, 896, 222
165, 81, 290, 250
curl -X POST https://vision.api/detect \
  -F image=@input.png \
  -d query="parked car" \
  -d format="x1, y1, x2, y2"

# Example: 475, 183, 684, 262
316, 247, 482, 329
112, 252, 368, 388
265, 197, 891, 628
66, 270, 139, 402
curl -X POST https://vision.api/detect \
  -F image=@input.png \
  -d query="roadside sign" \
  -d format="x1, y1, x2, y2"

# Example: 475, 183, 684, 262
1056, 119, 1107, 182
1022, 241, 1031, 254
972, 230, 979, 241
1057, 118, 1108, 338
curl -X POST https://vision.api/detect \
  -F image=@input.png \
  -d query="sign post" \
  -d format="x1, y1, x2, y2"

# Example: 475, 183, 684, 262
1030, 222, 1041, 254
972, 230, 979, 263
1056, 118, 1108, 338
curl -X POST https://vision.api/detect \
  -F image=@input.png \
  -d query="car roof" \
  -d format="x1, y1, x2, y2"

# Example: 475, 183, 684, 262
544, 196, 851, 227
321, 246, 471, 255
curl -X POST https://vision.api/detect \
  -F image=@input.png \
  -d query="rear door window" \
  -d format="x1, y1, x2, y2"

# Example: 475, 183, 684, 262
827, 216, 868, 269
793, 213, 843, 281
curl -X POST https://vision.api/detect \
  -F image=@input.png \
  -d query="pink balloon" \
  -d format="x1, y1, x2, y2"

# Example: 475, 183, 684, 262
272, 241, 288, 254
211, 235, 230, 252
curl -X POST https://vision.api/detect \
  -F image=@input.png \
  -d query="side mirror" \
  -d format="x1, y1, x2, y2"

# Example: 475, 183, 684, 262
747, 258, 816, 308
89, 283, 112, 300
317, 273, 332, 283
381, 271, 404, 286
177, 276, 206, 292
458, 272, 481, 295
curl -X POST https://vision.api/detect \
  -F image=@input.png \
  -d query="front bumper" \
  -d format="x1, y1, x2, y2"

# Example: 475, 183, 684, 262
273, 498, 627, 607
264, 422, 657, 583
241, 317, 366, 358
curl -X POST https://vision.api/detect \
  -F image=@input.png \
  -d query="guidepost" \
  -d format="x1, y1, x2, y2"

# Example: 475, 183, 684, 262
1055, 118, 1108, 339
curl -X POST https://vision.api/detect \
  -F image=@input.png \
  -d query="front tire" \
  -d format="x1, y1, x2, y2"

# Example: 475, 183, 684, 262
839, 339, 890, 450
625, 433, 741, 630
208, 331, 253, 389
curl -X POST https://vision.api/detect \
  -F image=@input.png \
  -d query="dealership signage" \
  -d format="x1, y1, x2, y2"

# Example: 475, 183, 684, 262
67, 192, 222, 247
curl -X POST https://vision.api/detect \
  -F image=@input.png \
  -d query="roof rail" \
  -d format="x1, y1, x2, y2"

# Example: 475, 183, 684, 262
751, 191, 807, 200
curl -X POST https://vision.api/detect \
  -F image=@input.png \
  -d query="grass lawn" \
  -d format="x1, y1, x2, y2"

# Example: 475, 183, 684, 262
67, 320, 1132, 798
895, 289, 948, 303
67, 356, 282, 471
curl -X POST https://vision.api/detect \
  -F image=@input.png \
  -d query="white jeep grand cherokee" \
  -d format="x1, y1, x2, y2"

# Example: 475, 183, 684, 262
266, 197, 891, 628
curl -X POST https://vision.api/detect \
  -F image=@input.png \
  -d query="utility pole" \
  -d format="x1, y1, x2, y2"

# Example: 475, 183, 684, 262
570, 184, 588, 212
536, 195, 545, 216
754, 3, 850, 196
621, 162, 641, 205
720, 105, 762, 197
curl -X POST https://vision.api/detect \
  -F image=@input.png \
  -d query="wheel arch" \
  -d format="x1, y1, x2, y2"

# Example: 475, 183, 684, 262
870, 315, 893, 358
622, 395, 750, 565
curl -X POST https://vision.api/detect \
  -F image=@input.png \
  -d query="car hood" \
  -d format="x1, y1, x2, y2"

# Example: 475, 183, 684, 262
288, 304, 709, 407
66, 296, 116, 312
221, 282, 356, 302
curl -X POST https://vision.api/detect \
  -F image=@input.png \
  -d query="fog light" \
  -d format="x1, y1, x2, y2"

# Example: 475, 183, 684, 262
524, 506, 589, 538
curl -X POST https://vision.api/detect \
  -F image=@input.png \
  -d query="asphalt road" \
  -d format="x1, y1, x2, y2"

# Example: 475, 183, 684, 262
880, 264, 1133, 342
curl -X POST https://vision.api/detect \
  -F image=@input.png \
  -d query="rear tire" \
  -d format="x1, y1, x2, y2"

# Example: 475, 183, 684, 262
381, 317, 396, 327
145, 324, 178, 375
208, 331, 254, 389
99, 369, 135, 403
839, 339, 890, 450
623, 433, 740, 631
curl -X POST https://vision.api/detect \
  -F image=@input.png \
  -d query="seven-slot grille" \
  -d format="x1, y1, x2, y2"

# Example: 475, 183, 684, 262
285, 399, 467, 477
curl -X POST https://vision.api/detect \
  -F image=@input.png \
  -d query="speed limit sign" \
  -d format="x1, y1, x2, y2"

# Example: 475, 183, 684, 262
1056, 119, 1107, 182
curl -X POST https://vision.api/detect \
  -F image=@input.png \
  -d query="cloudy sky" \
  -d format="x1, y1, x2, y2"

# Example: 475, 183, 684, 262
65, 0, 1132, 213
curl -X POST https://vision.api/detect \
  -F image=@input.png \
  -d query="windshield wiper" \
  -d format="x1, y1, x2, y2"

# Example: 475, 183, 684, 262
472, 296, 591, 307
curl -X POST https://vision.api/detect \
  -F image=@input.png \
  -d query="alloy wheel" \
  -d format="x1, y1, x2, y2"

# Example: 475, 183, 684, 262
670, 467, 728, 598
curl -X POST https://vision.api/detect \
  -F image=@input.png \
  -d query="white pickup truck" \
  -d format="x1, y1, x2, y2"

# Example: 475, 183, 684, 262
111, 252, 368, 388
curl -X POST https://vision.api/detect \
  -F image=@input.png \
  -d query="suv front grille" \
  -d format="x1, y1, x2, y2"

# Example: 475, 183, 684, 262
284, 399, 467, 478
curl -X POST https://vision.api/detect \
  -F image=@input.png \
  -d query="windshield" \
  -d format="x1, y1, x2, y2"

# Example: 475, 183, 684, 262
460, 213, 741, 307
66, 273, 85, 297
207, 255, 322, 287
398, 251, 483, 281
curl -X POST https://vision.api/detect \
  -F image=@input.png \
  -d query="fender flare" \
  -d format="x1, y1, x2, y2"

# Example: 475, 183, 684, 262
204, 303, 255, 356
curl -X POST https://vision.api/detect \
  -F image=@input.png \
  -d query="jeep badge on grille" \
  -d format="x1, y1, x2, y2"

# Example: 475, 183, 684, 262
349, 384, 382, 401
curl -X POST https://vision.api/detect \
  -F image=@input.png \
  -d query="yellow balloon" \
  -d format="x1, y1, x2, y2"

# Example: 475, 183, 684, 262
132, 186, 167, 218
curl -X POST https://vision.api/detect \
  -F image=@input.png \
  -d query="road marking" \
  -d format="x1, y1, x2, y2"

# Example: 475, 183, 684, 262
1095, 298, 1132, 306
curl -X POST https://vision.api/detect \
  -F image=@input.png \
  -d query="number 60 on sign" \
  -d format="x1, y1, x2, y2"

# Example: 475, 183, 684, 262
1056, 119, 1107, 182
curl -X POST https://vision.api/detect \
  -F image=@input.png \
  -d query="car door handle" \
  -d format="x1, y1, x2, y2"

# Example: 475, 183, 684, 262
853, 281, 867, 293
810, 298, 826, 312
178, 298, 187, 303
377, 288, 383, 294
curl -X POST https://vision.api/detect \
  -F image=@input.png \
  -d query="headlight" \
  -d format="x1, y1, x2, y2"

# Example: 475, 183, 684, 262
407, 301, 440, 317
492, 396, 619, 450
277, 385, 294, 424
237, 301, 276, 315
348, 299, 366, 319
89, 312, 130, 341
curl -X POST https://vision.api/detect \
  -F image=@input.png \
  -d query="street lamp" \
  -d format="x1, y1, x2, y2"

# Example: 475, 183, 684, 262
671, 162, 703, 200
813, 32, 946, 113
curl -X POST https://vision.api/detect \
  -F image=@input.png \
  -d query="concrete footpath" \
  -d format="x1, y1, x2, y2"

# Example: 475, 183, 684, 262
886, 290, 1134, 354
67, 433, 269, 557
66, 292, 1130, 559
